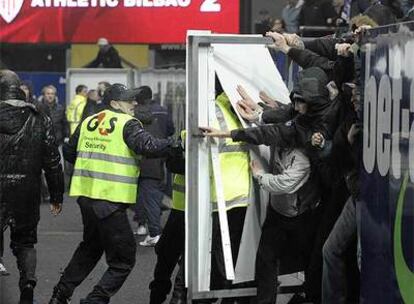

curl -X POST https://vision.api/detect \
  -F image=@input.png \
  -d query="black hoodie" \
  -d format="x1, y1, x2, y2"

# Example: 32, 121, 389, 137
231, 67, 332, 155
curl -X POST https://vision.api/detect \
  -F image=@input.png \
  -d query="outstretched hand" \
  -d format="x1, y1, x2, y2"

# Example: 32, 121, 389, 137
259, 91, 279, 109
236, 101, 260, 122
283, 33, 304, 49
236, 85, 264, 122
336, 43, 352, 57
347, 123, 361, 145
50, 203, 62, 216
311, 132, 325, 148
266, 32, 290, 54
250, 160, 264, 177
199, 127, 231, 138
236, 85, 258, 110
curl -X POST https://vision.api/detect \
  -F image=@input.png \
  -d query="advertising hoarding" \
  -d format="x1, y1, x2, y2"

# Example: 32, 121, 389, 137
0, 0, 240, 43
361, 21, 414, 303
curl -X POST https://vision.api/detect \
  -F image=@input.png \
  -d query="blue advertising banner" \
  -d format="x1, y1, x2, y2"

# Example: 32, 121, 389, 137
360, 21, 414, 303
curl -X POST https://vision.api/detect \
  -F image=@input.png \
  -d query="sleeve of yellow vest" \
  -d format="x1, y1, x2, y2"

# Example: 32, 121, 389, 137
123, 120, 174, 158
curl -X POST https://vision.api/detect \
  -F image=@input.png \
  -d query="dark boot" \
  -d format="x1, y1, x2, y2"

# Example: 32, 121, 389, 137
19, 283, 34, 304
170, 262, 187, 304
49, 286, 71, 304
12, 246, 37, 291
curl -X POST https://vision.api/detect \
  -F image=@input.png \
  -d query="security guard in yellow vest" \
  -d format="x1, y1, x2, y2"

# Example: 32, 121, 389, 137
66, 85, 88, 135
149, 131, 186, 304
150, 91, 252, 304
207, 92, 251, 304
49, 84, 175, 304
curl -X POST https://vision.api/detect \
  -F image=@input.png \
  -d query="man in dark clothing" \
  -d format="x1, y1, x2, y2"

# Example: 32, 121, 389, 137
81, 89, 106, 121
97, 81, 111, 100
81, 83, 111, 121
86, 38, 122, 68
39, 85, 69, 201
263, 30, 361, 303
299, 0, 337, 36
132, 86, 175, 246
49, 84, 177, 304
148, 134, 186, 304
0, 70, 64, 304
306, 82, 361, 304
40, 85, 70, 145
251, 144, 321, 304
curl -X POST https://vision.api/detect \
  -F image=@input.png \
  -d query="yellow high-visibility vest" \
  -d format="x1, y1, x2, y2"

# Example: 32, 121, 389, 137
70, 110, 140, 204
172, 130, 186, 211
67, 94, 87, 135
211, 93, 250, 211
172, 174, 185, 211
171, 96, 251, 213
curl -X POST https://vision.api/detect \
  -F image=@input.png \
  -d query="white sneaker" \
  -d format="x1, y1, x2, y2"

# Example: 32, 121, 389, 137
139, 235, 160, 247
134, 224, 148, 236
0, 262, 9, 276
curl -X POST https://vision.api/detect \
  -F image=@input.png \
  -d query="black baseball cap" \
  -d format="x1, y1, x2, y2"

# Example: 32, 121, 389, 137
102, 83, 139, 105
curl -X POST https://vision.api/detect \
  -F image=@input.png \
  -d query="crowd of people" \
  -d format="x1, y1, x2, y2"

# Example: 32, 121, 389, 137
193, 2, 411, 304
0, 0, 413, 303
257, 0, 413, 36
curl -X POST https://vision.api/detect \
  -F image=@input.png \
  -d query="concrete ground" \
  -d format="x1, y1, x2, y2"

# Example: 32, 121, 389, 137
0, 195, 304, 304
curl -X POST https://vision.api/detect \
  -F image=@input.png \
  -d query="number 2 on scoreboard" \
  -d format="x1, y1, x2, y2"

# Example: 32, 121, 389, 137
200, 0, 221, 12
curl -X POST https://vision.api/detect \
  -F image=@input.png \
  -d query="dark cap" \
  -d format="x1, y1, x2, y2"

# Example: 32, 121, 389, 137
102, 83, 139, 105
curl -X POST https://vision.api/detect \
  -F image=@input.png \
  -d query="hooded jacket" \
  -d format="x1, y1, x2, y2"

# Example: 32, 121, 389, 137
0, 86, 64, 227
231, 67, 333, 155
256, 147, 321, 217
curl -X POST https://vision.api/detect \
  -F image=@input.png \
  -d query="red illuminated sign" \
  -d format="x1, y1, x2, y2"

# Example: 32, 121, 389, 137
0, 0, 239, 43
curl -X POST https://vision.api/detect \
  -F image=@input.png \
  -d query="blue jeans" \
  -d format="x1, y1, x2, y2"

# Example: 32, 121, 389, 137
134, 178, 164, 237
322, 196, 358, 304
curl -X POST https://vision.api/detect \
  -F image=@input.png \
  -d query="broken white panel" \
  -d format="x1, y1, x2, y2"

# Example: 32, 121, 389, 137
234, 144, 270, 283
213, 43, 291, 126
212, 41, 289, 283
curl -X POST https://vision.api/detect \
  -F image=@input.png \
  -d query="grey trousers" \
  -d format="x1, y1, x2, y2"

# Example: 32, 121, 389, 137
322, 196, 359, 304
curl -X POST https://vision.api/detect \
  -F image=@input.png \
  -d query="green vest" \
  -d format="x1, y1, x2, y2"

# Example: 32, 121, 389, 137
211, 93, 250, 212
70, 110, 140, 204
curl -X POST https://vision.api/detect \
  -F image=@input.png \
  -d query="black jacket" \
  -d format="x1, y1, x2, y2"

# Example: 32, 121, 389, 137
287, 46, 355, 89
133, 101, 175, 180
299, 0, 337, 29
81, 99, 106, 121
0, 95, 64, 227
304, 37, 340, 61
87, 46, 122, 68
317, 110, 360, 198
41, 99, 69, 145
